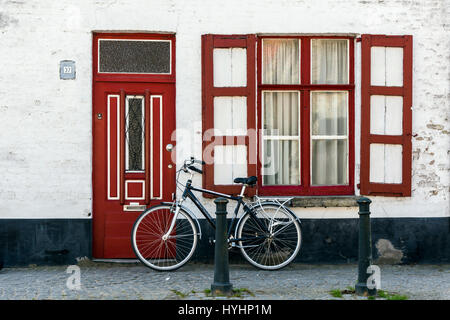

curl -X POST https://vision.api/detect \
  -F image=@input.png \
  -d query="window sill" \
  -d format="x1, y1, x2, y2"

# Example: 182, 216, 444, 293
254, 195, 362, 208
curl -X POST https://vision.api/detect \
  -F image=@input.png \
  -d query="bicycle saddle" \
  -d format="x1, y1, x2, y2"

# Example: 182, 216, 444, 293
233, 176, 257, 186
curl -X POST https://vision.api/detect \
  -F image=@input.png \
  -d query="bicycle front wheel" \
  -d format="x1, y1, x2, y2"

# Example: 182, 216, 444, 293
131, 204, 198, 271
236, 203, 302, 270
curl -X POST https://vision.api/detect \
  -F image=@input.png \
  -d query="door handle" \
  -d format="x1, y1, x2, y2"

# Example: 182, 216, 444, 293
166, 144, 174, 152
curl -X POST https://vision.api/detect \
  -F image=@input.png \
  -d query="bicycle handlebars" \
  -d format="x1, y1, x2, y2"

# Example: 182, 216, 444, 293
182, 157, 205, 174
187, 165, 203, 174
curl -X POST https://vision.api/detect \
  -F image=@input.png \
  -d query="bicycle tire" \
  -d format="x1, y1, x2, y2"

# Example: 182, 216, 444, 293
236, 202, 302, 270
131, 204, 198, 271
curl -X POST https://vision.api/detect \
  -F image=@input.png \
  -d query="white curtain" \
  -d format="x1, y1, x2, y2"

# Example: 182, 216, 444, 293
311, 39, 348, 84
263, 92, 300, 185
311, 92, 348, 185
263, 39, 300, 84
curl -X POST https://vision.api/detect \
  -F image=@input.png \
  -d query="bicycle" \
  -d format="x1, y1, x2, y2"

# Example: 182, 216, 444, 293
131, 157, 302, 271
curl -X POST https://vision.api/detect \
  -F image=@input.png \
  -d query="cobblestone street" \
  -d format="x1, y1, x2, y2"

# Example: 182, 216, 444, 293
0, 261, 448, 300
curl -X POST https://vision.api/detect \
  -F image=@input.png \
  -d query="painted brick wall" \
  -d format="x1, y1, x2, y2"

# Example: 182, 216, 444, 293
0, 0, 448, 219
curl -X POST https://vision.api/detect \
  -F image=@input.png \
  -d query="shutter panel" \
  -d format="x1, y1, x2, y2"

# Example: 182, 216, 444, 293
202, 34, 257, 196
360, 34, 412, 196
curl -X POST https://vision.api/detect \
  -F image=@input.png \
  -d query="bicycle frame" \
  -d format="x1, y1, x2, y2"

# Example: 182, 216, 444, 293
182, 179, 250, 238
134, 158, 302, 271
163, 176, 268, 243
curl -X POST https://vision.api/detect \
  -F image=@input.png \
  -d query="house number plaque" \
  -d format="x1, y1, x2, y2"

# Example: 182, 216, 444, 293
60, 60, 76, 80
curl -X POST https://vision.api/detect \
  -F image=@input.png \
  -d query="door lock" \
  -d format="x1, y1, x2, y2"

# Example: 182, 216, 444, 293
166, 144, 174, 152
97, 113, 103, 120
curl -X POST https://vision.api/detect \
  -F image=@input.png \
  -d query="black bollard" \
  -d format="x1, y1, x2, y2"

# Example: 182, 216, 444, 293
355, 197, 377, 296
211, 197, 233, 296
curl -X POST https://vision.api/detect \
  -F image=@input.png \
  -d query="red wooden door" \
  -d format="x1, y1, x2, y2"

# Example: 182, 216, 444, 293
92, 82, 176, 258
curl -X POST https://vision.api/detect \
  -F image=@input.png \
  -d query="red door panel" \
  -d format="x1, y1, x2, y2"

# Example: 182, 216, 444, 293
93, 82, 176, 258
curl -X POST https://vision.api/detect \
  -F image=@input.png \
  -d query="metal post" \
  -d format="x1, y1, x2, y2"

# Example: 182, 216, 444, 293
355, 197, 377, 296
211, 197, 233, 296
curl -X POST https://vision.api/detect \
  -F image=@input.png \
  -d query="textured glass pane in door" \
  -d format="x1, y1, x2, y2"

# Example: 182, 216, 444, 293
99, 40, 171, 74
126, 97, 144, 171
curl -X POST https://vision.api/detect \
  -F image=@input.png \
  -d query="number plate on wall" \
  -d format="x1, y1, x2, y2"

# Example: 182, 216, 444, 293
60, 60, 76, 80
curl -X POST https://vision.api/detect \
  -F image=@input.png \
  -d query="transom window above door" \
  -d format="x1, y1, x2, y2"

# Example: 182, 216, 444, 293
98, 39, 171, 74
93, 33, 175, 83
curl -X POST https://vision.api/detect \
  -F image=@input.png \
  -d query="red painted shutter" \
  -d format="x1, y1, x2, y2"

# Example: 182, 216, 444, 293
201, 34, 257, 196
360, 34, 413, 196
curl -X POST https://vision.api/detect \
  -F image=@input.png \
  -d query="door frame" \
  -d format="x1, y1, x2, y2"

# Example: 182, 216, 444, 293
91, 32, 176, 258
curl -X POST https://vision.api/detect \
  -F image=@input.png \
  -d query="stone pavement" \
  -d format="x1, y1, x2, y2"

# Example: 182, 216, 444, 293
0, 261, 448, 300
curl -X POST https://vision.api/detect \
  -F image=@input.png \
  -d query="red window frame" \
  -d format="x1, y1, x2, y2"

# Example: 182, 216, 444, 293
256, 36, 355, 196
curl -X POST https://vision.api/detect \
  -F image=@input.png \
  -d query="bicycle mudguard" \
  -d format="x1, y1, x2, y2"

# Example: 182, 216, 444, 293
161, 202, 203, 240
247, 200, 302, 224
233, 200, 302, 246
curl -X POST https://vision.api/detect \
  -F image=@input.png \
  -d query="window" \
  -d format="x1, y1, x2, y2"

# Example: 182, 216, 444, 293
257, 36, 355, 195
202, 33, 413, 198
125, 96, 145, 171
98, 39, 171, 74
93, 33, 175, 83
262, 91, 300, 185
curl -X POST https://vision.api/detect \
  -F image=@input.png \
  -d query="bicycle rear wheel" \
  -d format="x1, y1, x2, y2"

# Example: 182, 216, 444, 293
236, 203, 302, 270
131, 204, 198, 271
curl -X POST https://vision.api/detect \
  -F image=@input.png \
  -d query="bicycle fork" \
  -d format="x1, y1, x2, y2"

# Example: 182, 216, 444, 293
162, 202, 182, 241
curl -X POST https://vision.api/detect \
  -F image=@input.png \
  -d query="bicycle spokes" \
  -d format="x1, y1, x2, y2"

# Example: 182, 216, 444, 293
132, 206, 198, 271
237, 204, 302, 270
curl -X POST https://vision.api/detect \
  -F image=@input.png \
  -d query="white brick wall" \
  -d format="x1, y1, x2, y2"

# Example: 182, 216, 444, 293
0, 0, 448, 218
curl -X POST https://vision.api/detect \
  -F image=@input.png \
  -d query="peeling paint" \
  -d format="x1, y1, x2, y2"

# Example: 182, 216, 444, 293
0, 12, 18, 29
375, 239, 404, 264
426, 123, 444, 130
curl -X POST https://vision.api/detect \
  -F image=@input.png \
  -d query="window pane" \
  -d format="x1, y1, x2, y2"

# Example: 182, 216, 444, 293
214, 145, 247, 185
312, 139, 348, 185
213, 48, 247, 87
263, 91, 299, 136
371, 47, 403, 87
214, 96, 247, 135
311, 39, 348, 84
311, 92, 347, 136
262, 39, 300, 84
99, 40, 171, 74
370, 144, 402, 184
126, 97, 144, 171
263, 140, 300, 185
370, 95, 403, 135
